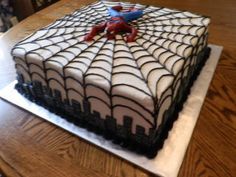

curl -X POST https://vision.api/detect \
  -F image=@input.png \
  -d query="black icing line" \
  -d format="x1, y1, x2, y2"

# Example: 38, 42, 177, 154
135, 14, 208, 25
128, 36, 179, 126
140, 29, 196, 47
120, 36, 154, 97
88, 2, 110, 20
111, 94, 154, 116
112, 104, 153, 126
83, 84, 155, 124
87, 96, 110, 108
86, 66, 111, 74
111, 83, 152, 98
139, 61, 164, 71
137, 32, 191, 59
14, 33, 87, 56
85, 73, 110, 82
109, 39, 115, 123
82, 39, 109, 99
92, 59, 112, 66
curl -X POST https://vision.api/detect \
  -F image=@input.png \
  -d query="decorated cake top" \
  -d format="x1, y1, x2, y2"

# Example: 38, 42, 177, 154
12, 1, 210, 128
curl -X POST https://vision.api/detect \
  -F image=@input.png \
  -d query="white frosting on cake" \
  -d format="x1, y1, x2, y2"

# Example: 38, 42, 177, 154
12, 1, 210, 135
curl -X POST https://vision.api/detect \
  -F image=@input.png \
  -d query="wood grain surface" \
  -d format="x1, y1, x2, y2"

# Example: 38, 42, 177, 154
0, 0, 235, 177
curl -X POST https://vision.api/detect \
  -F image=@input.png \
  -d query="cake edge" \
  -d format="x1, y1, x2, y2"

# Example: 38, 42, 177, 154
14, 46, 211, 158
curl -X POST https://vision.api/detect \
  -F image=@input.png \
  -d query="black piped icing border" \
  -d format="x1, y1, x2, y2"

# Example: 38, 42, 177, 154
12, 1, 211, 158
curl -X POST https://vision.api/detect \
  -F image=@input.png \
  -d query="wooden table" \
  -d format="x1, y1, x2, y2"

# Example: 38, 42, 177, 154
0, 0, 235, 176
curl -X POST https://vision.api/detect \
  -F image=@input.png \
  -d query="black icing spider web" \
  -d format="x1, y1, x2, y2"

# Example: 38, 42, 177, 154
13, 1, 209, 129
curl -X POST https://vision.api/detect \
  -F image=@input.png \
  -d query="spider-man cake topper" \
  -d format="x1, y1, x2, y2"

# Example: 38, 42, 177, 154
84, 6, 143, 42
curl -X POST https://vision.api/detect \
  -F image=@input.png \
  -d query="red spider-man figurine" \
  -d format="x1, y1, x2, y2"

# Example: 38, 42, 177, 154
84, 6, 143, 42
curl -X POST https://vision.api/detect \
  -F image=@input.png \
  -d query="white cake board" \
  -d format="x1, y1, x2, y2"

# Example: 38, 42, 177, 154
0, 44, 223, 177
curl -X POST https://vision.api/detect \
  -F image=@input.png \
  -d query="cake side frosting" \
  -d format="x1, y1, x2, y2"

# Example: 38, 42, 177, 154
12, 1, 210, 156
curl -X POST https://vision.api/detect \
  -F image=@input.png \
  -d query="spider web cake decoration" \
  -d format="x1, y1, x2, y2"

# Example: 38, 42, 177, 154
12, 1, 210, 138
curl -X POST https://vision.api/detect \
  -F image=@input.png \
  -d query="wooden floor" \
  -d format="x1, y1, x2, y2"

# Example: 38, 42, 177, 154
0, 0, 235, 177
